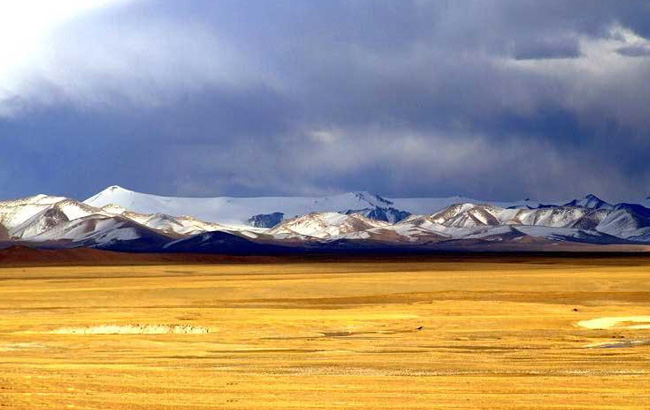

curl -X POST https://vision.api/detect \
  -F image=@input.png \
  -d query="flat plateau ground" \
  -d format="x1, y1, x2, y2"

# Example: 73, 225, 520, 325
1, 254, 650, 409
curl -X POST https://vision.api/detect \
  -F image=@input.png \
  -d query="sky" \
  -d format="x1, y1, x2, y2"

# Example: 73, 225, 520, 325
1, 0, 650, 202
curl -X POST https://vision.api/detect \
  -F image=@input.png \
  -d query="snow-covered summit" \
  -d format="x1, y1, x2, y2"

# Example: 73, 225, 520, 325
84, 186, 421, 226
564, 194, 612, 210
269, 212, 390, 240
0, 194, 69, 230
0, 191, 238, 244
83, 185, 558, 227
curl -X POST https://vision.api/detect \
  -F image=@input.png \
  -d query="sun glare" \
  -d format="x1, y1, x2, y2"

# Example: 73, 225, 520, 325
0, 0, 129, 83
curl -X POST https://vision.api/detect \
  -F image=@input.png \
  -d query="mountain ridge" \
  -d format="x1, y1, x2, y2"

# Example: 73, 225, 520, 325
1, 186, 650, 254
84, 185, 568, 227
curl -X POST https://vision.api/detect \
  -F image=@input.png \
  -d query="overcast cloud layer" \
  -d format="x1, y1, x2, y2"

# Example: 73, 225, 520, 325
1, 0, 650, 202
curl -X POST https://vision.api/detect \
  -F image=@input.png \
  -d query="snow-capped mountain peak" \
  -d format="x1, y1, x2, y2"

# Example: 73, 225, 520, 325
352, 191, 394, 208
85, 185, 137, 207
4, 186, 650, 251
269, 212, 390, 240
84, 186, 417, 227
104, 185, 131, 194
564, 194, 612, 210
0, 194, 69, 231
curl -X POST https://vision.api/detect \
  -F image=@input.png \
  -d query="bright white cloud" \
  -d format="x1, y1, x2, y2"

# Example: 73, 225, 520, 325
0, 0, 132, 115
0, 0, 256, 118
0, 0, 128, 59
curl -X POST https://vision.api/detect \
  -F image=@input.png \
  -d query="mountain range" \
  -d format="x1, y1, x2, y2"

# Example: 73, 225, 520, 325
1, 185, 650, 254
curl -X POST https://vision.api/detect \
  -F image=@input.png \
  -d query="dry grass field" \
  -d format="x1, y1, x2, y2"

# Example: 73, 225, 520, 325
1, 255, 650, 409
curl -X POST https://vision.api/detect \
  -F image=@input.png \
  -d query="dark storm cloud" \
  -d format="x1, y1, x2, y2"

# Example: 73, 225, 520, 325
512, 37, 582, 60
1, 0, 650, 202
617, 45, 650, 57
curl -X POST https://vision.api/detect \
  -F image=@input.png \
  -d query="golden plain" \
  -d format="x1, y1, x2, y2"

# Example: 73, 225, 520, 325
1, 256, 650, 409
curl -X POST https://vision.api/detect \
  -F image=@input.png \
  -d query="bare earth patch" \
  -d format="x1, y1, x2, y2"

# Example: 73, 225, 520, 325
50, 324, 210, 335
